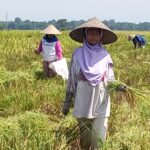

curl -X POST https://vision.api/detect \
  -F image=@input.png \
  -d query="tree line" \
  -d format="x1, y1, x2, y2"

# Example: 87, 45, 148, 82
0, 17, 150, 30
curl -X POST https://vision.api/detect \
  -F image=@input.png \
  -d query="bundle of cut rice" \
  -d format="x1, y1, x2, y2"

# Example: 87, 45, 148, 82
107, 80, 150, 106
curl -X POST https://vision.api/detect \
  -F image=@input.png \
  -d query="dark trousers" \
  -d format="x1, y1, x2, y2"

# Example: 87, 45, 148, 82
43, 61, 56, 77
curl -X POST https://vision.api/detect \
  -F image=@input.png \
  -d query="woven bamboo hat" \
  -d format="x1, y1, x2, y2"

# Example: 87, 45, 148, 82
41, 25, 61, 34
70, 17, 117, 44
128, 35, 135, 41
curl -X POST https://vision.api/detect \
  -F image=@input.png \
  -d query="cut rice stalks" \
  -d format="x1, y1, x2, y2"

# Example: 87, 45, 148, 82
107, 80, 150, 106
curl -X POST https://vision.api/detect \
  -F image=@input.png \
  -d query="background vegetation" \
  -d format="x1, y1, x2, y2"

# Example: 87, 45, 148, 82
1, 17, 150, 30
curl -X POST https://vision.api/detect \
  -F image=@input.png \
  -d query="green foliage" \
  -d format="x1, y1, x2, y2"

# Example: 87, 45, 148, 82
2, 18, 150, 30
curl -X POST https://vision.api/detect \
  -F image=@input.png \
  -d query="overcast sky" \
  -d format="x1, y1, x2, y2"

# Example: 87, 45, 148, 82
0, 0, 149, 23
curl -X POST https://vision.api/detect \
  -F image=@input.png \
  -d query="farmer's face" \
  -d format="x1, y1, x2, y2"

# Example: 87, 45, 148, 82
86, 28, 102, 45
46, 34, 53, 38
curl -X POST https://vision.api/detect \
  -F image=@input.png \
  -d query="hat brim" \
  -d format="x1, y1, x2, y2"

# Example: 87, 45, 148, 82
70, 27, 117, 45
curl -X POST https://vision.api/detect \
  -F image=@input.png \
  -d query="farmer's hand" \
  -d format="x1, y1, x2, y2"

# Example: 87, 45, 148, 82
34, 49, 40, 54
62, 102, 70, 116
116, 85, 127, 92
62, 92, 73, 116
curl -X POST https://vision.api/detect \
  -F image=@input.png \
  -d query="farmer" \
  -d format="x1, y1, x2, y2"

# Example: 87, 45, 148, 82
62, 18, 126, 150
35, 25, 63, 77
128, 34, 146, 49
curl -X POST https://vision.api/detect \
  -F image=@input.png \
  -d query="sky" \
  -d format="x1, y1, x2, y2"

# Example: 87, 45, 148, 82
0, 0, 149, 23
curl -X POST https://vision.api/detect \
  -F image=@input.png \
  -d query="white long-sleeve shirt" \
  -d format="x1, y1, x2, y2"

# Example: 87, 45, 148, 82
66, 52, 115, 118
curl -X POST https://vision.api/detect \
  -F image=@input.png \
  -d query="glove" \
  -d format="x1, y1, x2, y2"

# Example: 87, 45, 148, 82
62, 102, 70, 116
62, 92, 73, 116
116, 85, 127, 92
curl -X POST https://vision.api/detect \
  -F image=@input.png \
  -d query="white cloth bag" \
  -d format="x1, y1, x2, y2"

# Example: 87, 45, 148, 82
49, 58, 69, 80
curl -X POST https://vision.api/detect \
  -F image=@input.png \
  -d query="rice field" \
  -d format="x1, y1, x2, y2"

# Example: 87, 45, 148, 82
0, 30, 150, 150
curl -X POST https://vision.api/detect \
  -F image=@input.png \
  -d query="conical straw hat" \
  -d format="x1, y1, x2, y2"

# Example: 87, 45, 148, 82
70, 17, 117, 44
128, 34, 135, 41
41, 25, 61, 34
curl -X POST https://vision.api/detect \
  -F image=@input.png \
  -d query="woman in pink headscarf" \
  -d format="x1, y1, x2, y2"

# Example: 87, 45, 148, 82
35, 25, 63, 78
62, 18, 125, 150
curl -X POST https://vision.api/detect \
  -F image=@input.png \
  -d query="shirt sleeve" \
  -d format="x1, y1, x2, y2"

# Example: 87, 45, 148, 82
66, 54, 78, 96
64, 54, 78, 105
55, 41, 63, 60
106, 55, 115, 82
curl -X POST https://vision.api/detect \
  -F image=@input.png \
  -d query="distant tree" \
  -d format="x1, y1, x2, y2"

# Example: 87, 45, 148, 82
48, 19, 57, 26
57, 19, 67, 30
15, 17, 22, 23
0, 24, 4, 30
8, 22, 16, 29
